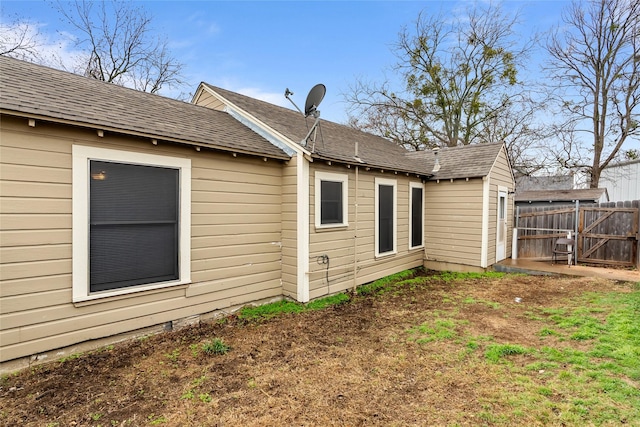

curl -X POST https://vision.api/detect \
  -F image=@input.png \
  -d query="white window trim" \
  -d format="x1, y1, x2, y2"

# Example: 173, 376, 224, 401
375, 177, 397, 257
409, 181, 425, 250
72, 145, 191, 303
314, 171, 349, 229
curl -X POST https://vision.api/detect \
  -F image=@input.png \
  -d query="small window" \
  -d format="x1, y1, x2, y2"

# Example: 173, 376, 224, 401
73, 146, 191, 302
375, 177, 397, 256
410, 183, 424, 249
320, 180, 343, 224
315, 171, 348, 229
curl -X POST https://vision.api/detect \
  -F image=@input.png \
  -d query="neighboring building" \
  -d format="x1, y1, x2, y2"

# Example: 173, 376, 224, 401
515, 175, 573, 192
0, 57, 515, 371
515, 188, 609, 207
599, 160, 640, 202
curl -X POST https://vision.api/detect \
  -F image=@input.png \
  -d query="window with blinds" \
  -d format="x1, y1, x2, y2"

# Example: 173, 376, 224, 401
89, 160, 179, 292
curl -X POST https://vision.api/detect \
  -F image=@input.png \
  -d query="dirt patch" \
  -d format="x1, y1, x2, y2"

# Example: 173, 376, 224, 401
0, 272, 634, 426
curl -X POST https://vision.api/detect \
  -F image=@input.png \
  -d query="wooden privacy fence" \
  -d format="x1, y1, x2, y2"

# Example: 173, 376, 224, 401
515, 200, 639, 267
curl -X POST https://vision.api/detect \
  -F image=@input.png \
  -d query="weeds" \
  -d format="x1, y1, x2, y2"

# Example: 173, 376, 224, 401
198, 393, 212, 403
148, 414, 167, 425
164, 349, 180, 362
202, 338, 230, 355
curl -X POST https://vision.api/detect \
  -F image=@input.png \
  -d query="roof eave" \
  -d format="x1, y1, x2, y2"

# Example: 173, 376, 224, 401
311, 152, 433, 178
0, 109, 291, 161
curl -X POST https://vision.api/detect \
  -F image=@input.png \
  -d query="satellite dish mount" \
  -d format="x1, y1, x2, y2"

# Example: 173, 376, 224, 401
284, 84, 326, 149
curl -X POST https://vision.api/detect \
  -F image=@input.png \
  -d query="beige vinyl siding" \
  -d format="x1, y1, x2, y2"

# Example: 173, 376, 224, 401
424, 178, 484, 267
193, 89, 226, 111
487, 147, 515, 265
308, 164, 423, 299
0, 116, 283, 363
281, 156, 298, 299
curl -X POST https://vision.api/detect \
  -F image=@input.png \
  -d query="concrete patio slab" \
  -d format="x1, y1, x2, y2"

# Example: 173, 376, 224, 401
495, 258, 640, 283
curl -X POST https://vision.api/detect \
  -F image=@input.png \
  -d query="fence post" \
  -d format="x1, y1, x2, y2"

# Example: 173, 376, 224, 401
514, 206, 520, 259
574, 200, 580, 265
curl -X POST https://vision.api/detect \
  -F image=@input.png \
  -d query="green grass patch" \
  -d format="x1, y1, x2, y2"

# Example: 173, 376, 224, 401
356, 268, 417, 295
356, 269, 507, 296
538, 327, 561, 337
305, 293, 350, 310
462, 296, 501, 309
238, 292, 351, 321
438, 271, 506, 282
485, 344, 530, 362
238, 300, 306, 321
491, 288, 640, 425
407, 318, 459, 344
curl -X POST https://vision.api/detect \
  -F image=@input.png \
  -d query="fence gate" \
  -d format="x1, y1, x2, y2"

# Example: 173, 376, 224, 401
578, 206, 639, 266
516, 200, 639, 267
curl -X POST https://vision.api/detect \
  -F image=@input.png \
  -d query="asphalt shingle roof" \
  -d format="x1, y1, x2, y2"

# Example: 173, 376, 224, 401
406, 142, 505, 180
0, 56, 289, 160
203, 84, 431, 176
515, 188, 608, 202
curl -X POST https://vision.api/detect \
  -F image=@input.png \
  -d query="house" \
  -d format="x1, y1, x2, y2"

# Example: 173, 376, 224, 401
192, 84, 434, 303
407, 144, 515, 271
598, 159, 640, 202
193, 85, 514, 276
0, 57, 514, 371
515, 188, 609, 207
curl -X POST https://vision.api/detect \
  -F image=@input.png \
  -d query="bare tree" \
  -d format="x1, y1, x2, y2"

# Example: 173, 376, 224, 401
54, 0, 184, 94
0, 15, 42, 62
545, 0, 639, 188
479, 93, 554, 177
345, 2, 537, 153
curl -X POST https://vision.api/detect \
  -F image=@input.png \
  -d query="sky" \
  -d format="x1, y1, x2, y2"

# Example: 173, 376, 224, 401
0, 0, 570, 124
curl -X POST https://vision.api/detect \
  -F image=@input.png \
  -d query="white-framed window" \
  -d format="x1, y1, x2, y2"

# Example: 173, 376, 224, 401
314, 171, 348, 229
72, 145, 191, 302
409, 182, 424, 249
375, 177, 397, 257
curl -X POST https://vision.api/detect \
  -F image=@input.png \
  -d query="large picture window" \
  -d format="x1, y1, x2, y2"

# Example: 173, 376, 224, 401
375, 178, 397, 256
315, 171, 348, 229
409, 182, 424, 249
73, 146, 191, 302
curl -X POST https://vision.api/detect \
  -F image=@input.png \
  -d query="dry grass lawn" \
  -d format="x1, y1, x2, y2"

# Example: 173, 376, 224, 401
1, 269, 639, 426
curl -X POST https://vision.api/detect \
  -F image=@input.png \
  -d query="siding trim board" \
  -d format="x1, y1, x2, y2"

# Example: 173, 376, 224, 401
481, 176, 490, 268
298, 156, 310, 303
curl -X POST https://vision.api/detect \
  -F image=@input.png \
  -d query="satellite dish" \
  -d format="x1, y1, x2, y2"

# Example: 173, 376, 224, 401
283, 83, 327, 150
304, 84, 326, 117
